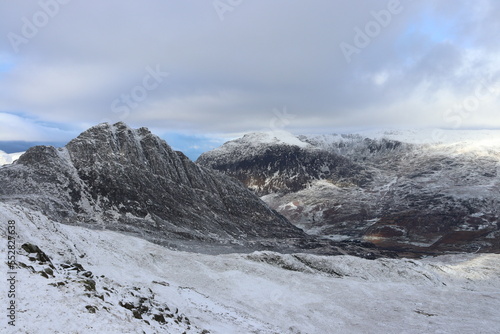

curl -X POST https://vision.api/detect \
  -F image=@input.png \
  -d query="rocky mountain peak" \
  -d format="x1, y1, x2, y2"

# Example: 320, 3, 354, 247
65, 122, 193, 184
0, 122, 312, 253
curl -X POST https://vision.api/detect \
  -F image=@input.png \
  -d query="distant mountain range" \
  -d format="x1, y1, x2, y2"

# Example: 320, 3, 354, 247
1, 122, 390, 257
2, 123, 499, 256
198, 129, 500, 255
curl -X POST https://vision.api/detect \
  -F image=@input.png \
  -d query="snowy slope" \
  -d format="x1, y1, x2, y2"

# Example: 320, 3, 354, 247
201, 130, 312, 163
302, 129, 500, 156
311, 128, 500, 146
0, 151, 24, 166
1, 202, 499, 334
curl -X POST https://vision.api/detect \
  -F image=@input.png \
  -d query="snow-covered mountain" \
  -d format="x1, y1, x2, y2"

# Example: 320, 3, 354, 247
0, 151, 24, 166
0, 122, 309, 253
198, 129, 500, 255
197, 131, 372, 196
2, 202, 500, 333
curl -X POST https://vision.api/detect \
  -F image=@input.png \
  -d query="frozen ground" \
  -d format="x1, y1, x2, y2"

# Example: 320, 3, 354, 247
1, 202, 499, 334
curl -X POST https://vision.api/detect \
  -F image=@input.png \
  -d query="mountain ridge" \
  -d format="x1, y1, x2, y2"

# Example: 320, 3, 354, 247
198, 130, 500, 255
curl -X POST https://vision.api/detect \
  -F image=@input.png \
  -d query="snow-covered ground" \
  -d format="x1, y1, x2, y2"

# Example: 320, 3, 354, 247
1, 203, 499, 333
0, 151, 24, 166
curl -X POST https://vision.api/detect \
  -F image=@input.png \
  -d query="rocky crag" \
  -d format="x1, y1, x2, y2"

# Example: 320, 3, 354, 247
0, 123, 312, 253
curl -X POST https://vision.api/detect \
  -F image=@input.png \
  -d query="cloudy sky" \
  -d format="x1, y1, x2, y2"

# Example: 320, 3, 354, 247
1, 0, 499, 158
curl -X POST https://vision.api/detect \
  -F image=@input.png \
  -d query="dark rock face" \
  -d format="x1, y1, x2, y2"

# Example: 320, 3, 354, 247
0, 123, 307, 251
198, 132, 500, 255
197, 135, 371, 196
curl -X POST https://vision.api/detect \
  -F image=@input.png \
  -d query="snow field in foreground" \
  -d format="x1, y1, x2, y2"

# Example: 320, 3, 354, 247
0, 203, 499, 334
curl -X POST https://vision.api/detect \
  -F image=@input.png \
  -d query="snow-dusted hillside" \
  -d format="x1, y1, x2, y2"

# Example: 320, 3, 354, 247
1, 202, 500, 334
300, 129, 500, 159
0, 151, 24, 166
351, 128, 500, 146
206, 131, 312, 160
197, 131, 371, 196
198, 129, 500, 254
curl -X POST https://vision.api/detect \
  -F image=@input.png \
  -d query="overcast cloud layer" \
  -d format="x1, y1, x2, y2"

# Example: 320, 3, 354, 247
1, 0, 499, 154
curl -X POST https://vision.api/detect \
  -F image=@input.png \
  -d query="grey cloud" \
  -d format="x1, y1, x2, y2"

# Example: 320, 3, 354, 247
0, 0, 499, 140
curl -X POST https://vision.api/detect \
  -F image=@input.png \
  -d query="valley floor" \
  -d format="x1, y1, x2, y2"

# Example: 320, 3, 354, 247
1, 203, 499, 334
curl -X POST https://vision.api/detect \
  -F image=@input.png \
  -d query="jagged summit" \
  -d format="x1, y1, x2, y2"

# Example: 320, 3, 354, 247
0, 122, 309, 252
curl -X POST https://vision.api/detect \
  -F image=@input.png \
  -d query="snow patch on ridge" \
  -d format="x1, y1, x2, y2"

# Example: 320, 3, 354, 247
205, 130, 311, 159
248, 130, 309, 148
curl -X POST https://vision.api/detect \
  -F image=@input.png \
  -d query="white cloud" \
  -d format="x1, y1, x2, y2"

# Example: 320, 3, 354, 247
0, 112, 78, 142
372, 71, 390, 86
